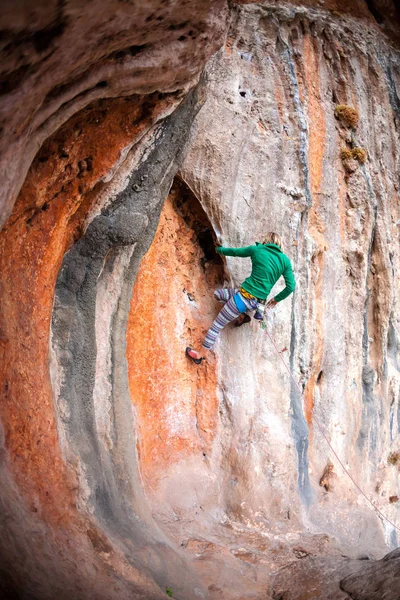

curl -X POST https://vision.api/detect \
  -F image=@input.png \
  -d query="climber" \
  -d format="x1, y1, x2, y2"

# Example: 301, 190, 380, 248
186, 232, 296, 364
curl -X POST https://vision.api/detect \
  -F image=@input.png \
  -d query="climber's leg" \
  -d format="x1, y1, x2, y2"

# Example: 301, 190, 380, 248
185, 292, 257, 363
213, 287, 237, 303
185, 289, 240, 364
202, 296, 242, 349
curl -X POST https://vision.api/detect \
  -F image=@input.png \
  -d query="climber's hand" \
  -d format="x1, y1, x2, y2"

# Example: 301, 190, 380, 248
214, 240, 222, 248
267, 299, 277, 309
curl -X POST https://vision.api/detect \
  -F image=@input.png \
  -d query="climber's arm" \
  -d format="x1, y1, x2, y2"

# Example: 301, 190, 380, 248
273, 261, 296, 303
217, 245, 256, 258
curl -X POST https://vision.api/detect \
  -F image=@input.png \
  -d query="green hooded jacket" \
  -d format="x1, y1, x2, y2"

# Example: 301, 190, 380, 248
217, 242, 296, 302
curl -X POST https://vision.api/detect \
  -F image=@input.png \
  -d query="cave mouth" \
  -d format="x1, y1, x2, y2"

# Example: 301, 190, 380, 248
170, 176, 225, 269
364, 0, 385, 25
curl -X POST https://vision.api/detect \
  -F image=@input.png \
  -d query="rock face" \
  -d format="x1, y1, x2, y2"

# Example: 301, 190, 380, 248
0, 0, 228, 226
179, 0, 400, 550
0, 1, 400, 599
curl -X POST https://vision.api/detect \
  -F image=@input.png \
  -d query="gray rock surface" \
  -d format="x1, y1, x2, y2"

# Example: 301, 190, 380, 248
178, 0, 400, 560
271, 547, 400, 599
51, 86, 208, 599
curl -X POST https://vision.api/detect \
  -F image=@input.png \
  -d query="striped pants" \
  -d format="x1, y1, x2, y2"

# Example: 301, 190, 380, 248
202, 288, 258, 350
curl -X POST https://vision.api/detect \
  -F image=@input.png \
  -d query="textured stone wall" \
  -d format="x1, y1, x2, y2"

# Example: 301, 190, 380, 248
0, 1, 400, 599
182, 1, 400, 592
0, 87, 207, 600
0, 1, 228, 597
121, 4, 400, 596
0, 0, 227, 226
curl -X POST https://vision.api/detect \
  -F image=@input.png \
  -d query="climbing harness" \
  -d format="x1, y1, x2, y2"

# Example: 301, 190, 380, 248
238, 287, 266, 320
261, 320, 400, 534
254, 302, 265, 321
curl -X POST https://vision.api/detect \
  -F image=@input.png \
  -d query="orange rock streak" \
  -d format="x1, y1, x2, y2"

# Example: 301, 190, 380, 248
127, 185, 223, 488
302, 34, 327, 425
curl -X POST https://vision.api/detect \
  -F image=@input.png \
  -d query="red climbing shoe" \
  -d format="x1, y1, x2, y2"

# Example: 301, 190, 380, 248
234, 313, 251, 327
185, 347, 205, 365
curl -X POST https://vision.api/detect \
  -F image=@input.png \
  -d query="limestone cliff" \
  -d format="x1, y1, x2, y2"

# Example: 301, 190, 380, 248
0, 1, 400, 599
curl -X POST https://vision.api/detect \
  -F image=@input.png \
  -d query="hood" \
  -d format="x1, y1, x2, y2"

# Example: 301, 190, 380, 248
256, 242, 283, 253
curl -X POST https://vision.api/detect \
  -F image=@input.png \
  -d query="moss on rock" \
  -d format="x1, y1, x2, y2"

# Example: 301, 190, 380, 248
335, 105, 359, 128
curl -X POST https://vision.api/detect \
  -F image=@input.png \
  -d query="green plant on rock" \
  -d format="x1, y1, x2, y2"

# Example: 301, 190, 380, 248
335, 104, 359, 128
340, 147, 367, 166
166, 587, 173, 597
351, 147, 367, 163
388, 451, 400, 466
340, 148, 353, 161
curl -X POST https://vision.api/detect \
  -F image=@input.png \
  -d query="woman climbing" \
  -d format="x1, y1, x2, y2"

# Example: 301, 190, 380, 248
186, 232, 295, 364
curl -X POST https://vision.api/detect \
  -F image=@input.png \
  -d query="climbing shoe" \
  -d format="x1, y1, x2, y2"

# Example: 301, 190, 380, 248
186, 347, 205, 365
234, 314, 251, 327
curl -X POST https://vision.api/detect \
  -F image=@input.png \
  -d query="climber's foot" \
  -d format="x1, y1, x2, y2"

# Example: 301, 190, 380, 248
235, 313, 251, 327
186, 347, 205, 365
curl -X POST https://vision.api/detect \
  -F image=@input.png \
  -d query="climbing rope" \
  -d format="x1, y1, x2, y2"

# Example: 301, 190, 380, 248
262, 322, 400, 534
